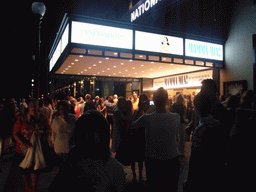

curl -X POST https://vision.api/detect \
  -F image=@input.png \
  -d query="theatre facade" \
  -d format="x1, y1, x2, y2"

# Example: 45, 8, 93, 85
48, 13, 224, 99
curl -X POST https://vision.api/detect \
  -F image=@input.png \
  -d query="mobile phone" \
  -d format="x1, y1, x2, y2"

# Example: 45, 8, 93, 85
150, 101, 154, 106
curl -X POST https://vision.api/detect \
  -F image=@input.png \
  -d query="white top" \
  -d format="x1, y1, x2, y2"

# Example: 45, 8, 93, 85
51, 114, 77, 153
132, 112, 180, 160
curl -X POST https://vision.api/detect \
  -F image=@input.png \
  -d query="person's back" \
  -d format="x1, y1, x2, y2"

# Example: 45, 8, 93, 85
138, 112, 179, 160
185, 93, 228, 192
132, 87, 180, 192
49, 110, 126, 192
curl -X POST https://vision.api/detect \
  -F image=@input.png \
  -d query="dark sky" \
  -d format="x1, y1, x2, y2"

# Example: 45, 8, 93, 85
2, 0, 130, 100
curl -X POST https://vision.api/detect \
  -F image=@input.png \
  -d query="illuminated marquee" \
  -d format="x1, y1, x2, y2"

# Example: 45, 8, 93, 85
71, 21, 133, 49
131, 0, 162, 22
185, 39, 223, 61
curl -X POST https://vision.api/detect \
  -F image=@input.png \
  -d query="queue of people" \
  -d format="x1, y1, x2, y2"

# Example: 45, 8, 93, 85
0, 80, 256, 192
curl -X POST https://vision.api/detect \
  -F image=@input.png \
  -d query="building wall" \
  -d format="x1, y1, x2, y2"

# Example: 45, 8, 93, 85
221, 0, 256, 95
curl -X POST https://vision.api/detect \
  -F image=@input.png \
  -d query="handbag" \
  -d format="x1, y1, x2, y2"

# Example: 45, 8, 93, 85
19, 132, 47, 170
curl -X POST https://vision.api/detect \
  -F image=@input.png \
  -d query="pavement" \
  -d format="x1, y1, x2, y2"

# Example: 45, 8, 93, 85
0, 140, 192, 192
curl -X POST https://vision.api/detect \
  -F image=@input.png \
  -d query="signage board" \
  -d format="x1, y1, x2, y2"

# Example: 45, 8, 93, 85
130, 0, 163, 22
135, 31, 183, 55
71, 21, 133, 50
50, 24, 69, 72
153, 70, 213, 89
185, 39, 223, 61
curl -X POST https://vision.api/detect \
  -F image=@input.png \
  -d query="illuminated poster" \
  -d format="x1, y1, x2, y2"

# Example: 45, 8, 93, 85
135, 31, 183, 55
185, 39, 223, 61
153, 70, 213, 89
71, 21, 133, 50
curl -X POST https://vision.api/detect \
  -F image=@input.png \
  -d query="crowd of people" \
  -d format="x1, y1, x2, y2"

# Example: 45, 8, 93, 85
0, 79, 256, 192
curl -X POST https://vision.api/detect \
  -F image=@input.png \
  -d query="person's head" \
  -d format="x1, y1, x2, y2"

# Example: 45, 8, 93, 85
175, 93, 185, 105
70, 98, 77, 107
138, 93, 149, 108
201, 79, 218, 95
57, 100, 70, 117
74, 110, 110, 160
161, 37, 169, 46
126, 99, 133, 112
226, 95, 240, 109
133, 92, 138, 100
193, 93, 213, 118
114, 94, 118, 99
117, 97, 126, 110
153, 87, 168, 109
85, 94, 91, 101
28, 98, 39, 115
108, 96, 114, 103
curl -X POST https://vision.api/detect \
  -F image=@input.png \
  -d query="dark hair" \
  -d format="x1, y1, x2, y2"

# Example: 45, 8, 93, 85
193, 93, 213, 117
161, 37, 170, 46
73, 110, 110, 162
138, 93, 149, 108
201, 79, 217, 94
57, 100, 70, 111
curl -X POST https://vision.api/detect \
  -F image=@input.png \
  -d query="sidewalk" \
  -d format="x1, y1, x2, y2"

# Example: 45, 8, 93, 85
1, 141, 192, 192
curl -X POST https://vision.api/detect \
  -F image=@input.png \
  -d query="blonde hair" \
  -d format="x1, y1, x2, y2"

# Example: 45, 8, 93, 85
175, 93, 185, 105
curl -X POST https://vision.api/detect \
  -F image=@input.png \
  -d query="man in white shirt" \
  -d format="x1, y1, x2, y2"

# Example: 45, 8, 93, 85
132, 87, 180, 192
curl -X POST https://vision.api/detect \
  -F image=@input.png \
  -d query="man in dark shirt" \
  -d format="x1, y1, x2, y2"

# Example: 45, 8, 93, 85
184, 93, 228, 192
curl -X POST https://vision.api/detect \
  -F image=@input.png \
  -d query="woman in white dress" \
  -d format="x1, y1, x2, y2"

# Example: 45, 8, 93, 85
51, 101, 77, 162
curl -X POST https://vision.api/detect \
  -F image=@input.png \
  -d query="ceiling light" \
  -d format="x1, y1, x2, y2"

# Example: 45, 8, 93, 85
75, 59, 79, 61
81, 71, 83, 73
119, 71, 121, 73
79, 55, 83, 57
114, 53, 118, 55
65, 68, 68, 70
141, 64, 144, 67
121, 63, 124, 65
113, 66, 116, 68
135, 72, 137, 74
78, 73, 80, 75
102, 71, 105, 72
88, 67, 91, 69
107, 68, 110, 70
150, 69, 153, 70
139, 55, 143, 58
142, 71, 144, 73
84, 69, 87, 71
163, 58, 166, 60
113, 73, 116, 75
125, 69, 128, 71
106, 57, 109, 60
68, 66, 71, 68
160, 66, 162, 68
93, 64, 96, 66
132, 67, 135, 69
71, 63, 74, 65
99, 61, 102, 63
129, 59, 133, 62
151, 62, 154, 63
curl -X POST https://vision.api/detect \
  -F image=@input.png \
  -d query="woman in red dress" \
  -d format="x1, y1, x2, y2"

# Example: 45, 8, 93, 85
13, 98, 51, 192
